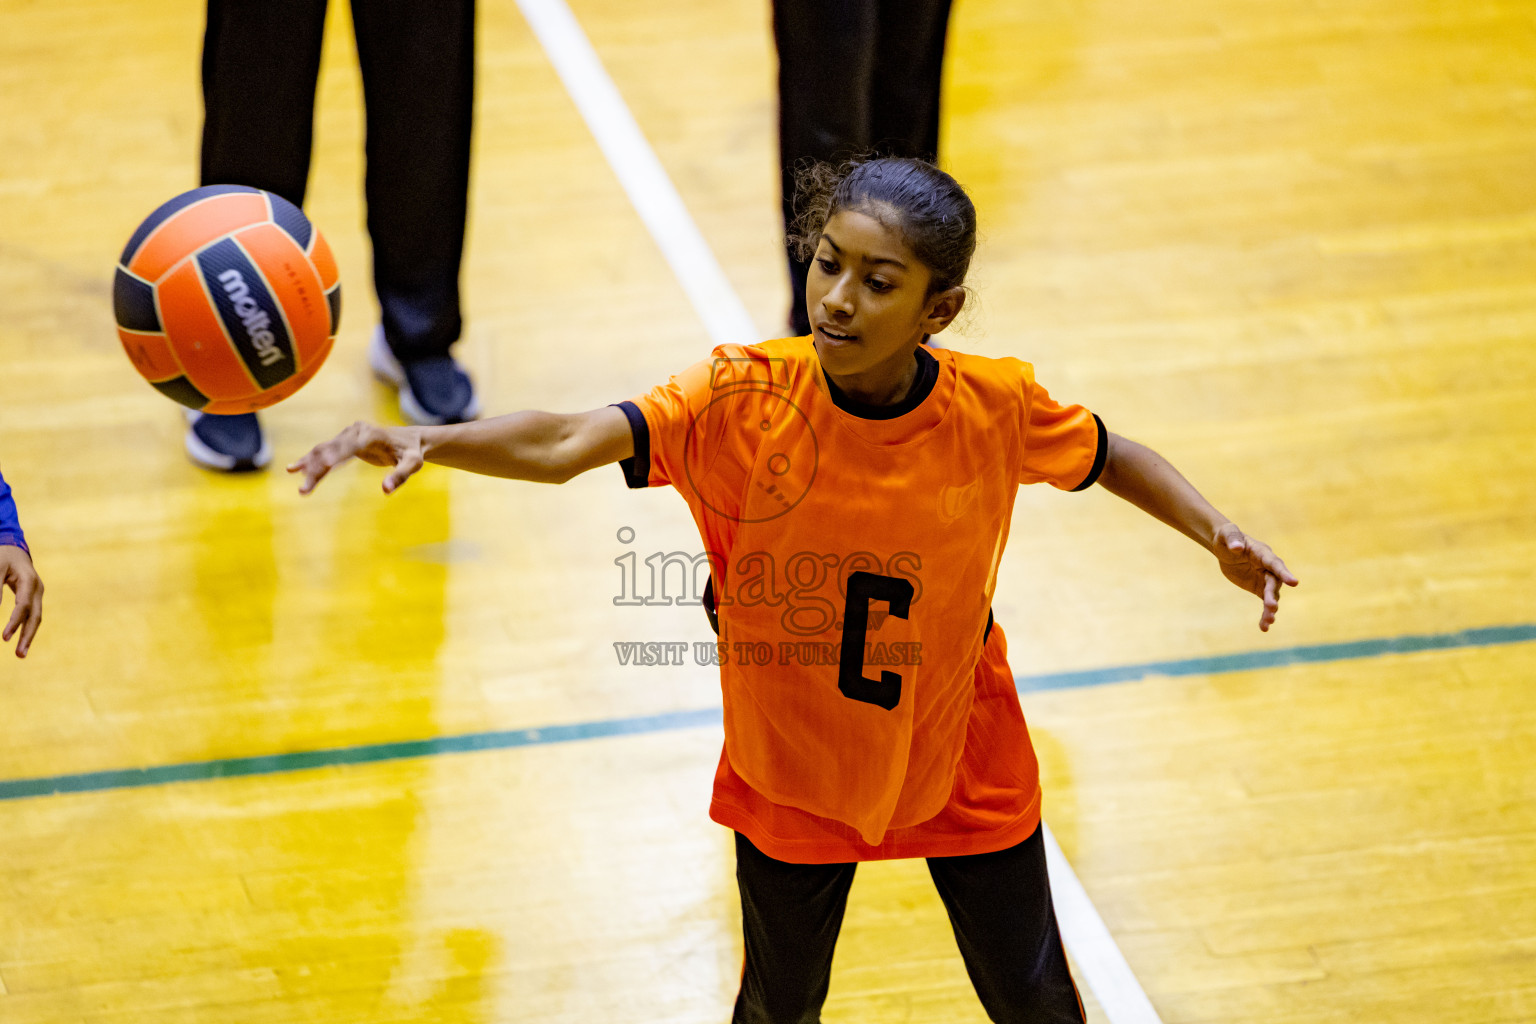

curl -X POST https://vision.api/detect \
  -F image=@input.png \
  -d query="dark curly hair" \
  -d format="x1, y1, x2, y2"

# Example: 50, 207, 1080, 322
788, 156, 977, 294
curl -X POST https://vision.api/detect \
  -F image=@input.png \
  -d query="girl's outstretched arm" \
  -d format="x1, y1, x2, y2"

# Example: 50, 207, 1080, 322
288, 406, 635, 496
1097, 432, 1299, 631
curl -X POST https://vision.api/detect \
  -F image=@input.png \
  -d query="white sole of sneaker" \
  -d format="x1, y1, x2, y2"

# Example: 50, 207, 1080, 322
367, 326, 406, 387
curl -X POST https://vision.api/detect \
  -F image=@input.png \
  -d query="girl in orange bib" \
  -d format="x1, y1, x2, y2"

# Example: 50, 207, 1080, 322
292, 157, 1298, 1023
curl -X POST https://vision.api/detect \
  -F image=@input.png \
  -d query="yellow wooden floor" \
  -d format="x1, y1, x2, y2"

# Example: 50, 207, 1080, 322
2, 0, 1534, 1021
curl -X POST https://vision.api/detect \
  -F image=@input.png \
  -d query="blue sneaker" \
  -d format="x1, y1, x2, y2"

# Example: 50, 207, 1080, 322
368, 328, 481, 426
184, 411, 271, 472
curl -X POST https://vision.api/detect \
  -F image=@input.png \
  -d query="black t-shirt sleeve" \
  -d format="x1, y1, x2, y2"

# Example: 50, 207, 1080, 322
1069, 414, 1109, 491
613, 400, 651, 489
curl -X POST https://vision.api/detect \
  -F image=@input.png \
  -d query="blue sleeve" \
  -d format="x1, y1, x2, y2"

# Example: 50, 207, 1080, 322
0, 469, 28, 555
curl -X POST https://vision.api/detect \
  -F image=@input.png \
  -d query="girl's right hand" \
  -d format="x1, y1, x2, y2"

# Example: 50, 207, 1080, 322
287, 421, 427, 496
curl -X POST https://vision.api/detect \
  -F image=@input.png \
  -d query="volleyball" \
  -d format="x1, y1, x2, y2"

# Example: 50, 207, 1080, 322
113, 184, 340, 414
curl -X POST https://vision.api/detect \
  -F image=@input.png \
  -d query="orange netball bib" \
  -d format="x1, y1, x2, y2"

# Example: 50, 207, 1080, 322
617, 338, 1103, 845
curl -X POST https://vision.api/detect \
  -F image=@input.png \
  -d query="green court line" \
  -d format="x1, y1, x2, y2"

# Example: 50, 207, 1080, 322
1012, 623, 1536, 691
2, 623, 1532, 803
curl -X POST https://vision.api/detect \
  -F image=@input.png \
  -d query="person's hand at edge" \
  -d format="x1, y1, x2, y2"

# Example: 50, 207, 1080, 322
1, 544, 43, 657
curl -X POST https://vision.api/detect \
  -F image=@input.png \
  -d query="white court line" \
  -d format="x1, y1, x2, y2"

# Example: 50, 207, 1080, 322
515, 1, 1163, 1020
1043, 823, 1166, 1023
514, 0, 760, 348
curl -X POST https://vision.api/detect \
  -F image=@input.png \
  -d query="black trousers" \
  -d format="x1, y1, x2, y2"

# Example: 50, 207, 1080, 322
773, 0, 954, 334
732, 826, 1085, 1024
200, 0, 474, 360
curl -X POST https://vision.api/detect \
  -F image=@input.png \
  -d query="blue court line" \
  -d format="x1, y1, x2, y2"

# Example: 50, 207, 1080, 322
2, 624, 1533, 803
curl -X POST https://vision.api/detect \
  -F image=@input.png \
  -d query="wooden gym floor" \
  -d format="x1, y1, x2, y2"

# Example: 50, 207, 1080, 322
1, 0, 1533, 1020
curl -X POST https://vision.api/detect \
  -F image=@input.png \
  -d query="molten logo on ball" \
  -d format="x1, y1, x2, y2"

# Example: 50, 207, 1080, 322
217, 269, 286, 368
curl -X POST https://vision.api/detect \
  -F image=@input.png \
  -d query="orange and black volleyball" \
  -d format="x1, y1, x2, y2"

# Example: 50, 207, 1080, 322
113, 185, 340, 414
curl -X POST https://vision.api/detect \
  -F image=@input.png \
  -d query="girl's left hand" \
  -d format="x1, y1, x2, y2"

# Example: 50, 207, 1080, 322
1213, 523, 1299, 632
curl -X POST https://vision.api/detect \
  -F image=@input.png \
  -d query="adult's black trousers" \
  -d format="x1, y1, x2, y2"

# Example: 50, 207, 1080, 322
200, 0, 474, 359
773, 0, 953, 335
